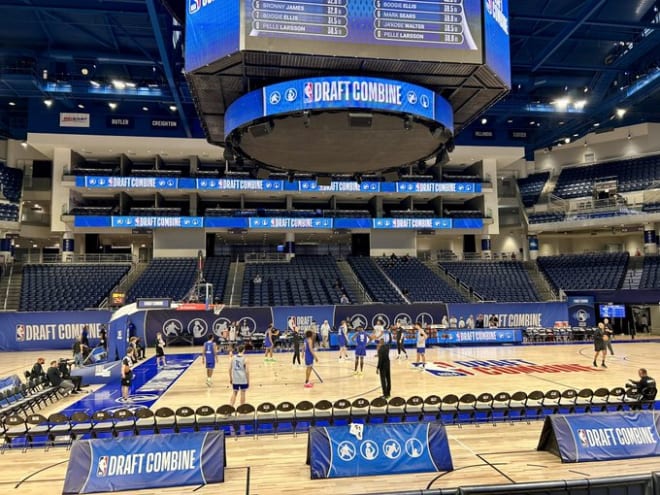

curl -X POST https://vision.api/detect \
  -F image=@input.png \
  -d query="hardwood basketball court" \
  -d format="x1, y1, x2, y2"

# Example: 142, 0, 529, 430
1, 337, 658, 495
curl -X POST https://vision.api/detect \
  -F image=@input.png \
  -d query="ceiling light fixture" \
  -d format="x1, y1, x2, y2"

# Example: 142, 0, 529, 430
111, 80, 126, 90
616, 108, 627, 118
43, 99, 53, 108
8, 101, 16, 107
108, 102, 118, 110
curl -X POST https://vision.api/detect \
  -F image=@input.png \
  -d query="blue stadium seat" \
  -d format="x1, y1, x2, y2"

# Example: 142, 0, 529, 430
537, 252, 629, 290
347, 256, 405, 304
127, 258, 197, 303
517, 172, 550, 207
639, 255, 660, 288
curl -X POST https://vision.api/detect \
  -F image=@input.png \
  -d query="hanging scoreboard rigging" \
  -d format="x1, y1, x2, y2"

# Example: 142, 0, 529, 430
244, 0, 483, 63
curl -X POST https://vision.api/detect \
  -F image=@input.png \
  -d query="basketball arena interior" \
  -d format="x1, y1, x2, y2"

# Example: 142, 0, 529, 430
2, 0, 660, 494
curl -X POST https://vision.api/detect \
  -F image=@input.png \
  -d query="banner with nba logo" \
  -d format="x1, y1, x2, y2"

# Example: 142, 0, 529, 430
307, 422, 453, 479
63, 432, 225, 493
538, 412, 660, 463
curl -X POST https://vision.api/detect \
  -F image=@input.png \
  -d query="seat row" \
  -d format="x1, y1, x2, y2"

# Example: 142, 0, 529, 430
3, 387, 656, 450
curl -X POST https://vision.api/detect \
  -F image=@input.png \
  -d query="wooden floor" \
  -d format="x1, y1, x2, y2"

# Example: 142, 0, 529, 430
1, 337, 659, 495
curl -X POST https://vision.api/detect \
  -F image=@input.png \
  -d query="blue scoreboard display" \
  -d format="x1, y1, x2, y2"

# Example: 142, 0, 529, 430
245, 0, 483, 63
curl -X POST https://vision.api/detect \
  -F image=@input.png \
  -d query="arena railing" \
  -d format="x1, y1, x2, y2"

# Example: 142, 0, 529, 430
19, 253, 135, 264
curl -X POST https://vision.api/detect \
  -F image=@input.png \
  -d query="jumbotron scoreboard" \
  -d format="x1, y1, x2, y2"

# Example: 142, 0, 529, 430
185, 0, 510, 171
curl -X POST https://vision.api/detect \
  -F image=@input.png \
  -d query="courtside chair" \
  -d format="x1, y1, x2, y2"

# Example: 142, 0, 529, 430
474, 393, 494, 425
274, 401, 295, 435
508, 391, 528, 422
641, 387, 658, 410
175, 406, 196, 433
90, 411, 114, 439
2, 414, 27, 452
194, 406, 217, 432
368, 397, 388, 424
574, 388, 594, 414
491, 392, 511, 422
331, 399, 351, 426
112, 409, 136, 437
559, 389, 578, 414
255, 402, 277, 436
294, 401, 314, 434
607, 387, 626, 411
24, 413, 50, 451
404, 396, 424, 422
235, 403, 256, 438
350, 398, 370, 424
590, 388, 610, 413
134, 408, 156, 435
422, 395, 442, 421
215, 405, 236, 435
456, 393, 478, 425
386, 397, 406, 423
440, 394, 460, 425
541, 390, 561, 416
313, 400, 333, 428
525, 390, 545, 422
47, 412, 72, 450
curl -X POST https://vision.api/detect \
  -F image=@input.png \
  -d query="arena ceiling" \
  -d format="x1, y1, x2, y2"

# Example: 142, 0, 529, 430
0, 0, 659, 157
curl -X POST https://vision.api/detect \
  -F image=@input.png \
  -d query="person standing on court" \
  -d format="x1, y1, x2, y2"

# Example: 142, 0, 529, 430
291, 324, 302, 367
264, 323, 277, 362
320, 319, 331, 349
120, 347, 135, 402
602, 317, 615, 355
338, 320, 349, 360
303, 330, 319, 388
155, 331, 166, 367
352, 326, 368, 376
415, 324, 427, 370
395, 324, 408, 360
202, 334, 218, 387
376, 338, 391, 399
229, 345, 249, 406
593, 322, 608, 368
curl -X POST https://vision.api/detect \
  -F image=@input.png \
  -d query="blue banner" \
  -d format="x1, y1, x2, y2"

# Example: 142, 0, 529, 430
567, 296, 596, 328
539, 412, 660, 463
225, 76, 453, 138
0, 311, 111, 351
111, 217, 203, 228
308, 423, 453, 479
197, 178, 284, 191
372, 218, 453, 229
271, 306, 335, 332
436, 328, 522, 344
75, 177, 179, 189
248, 217, 333, 229
63, 431, 225, 494
447, 302, 568, 328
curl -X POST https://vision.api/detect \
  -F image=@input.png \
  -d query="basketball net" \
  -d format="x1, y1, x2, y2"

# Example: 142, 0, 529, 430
213, 304, 225, 315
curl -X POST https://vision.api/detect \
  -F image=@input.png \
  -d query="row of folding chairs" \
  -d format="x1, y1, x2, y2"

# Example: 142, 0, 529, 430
0, 376, 61, 421
2, 387, 656, 451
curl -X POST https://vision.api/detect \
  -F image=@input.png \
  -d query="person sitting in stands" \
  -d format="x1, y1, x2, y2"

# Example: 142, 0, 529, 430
253, 273, 262, 284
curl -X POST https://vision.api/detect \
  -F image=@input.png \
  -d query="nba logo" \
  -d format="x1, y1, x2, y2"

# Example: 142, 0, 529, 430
189, 0, 201, 14
303, 82, 314, 104
15, 324, 25, 342
577, 429, 588, 447
97, 456, 109, 477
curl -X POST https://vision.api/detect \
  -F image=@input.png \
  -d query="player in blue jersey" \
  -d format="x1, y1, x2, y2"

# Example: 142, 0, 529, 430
202, 334, 218, 387
414, 324, 427, 371
264, 323, 278, 363
338, 320, 349, 360
303, 330, 319, 388
352, 326, 368, 376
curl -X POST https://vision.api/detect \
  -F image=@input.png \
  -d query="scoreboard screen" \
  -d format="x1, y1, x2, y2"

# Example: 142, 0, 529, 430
245, 0, 483, 63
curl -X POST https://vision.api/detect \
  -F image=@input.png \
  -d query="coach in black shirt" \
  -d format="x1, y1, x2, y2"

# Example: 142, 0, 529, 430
31, 357, 46, 379
376, 338, 391, 399
46, 360, 77, 395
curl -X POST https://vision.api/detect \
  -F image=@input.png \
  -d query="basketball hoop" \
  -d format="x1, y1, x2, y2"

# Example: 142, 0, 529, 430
213, 304, 225, 316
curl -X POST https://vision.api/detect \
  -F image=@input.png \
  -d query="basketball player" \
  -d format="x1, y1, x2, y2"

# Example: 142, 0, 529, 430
120, 347, 135, 402
395, 324, 408, 359
264, 323, 277, 362
155, 332, 166, 367
593, 322, 608, 368
304, 330, 319, 388
371, 319, 385, 358
603, 318, 615, 355
338, 320, 349, 360
352, 326, 368, 376
292, 325, 301, 367
202, 334, 218, 387
229, 345, 249, 406
415, 324, 427, 370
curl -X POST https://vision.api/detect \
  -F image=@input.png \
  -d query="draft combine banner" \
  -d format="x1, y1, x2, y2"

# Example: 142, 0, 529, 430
447, 302, 568, 328
63, 432, 225, 494
0, 311, 111, 351
308, 422, 453, 479
538, 412, 660, 463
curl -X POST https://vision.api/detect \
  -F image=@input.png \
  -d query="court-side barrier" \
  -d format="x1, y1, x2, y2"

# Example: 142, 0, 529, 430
538, 411, 660, 462
62, 431, 225, 494
308, 422, 453, 479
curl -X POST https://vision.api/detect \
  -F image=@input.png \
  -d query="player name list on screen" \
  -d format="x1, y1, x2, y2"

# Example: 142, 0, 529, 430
249, 0, 470, 45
